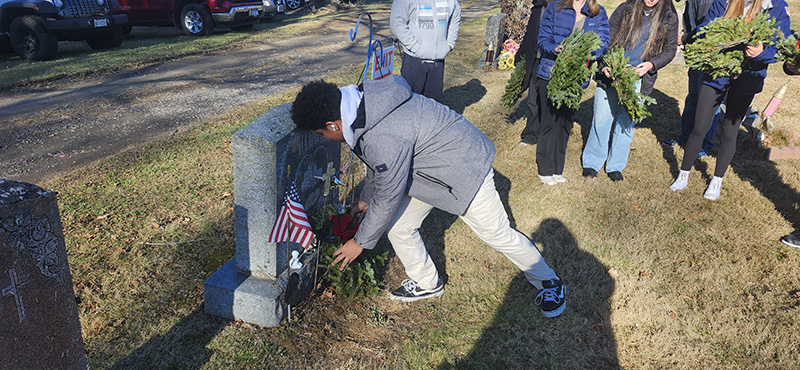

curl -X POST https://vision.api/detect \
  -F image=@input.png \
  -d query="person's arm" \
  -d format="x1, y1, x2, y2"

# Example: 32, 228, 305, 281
390, 0, 420, 54
537, 2, 560, 57
350, 137, 414, 251
592, 7, 610, 58
446, 0, 461, 51
640, 10, 679, 75
748, 2, 791, 65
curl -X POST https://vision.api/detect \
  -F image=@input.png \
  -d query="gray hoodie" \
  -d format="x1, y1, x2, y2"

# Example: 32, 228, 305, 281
390, 0, 461, 60
349, 75, 494, 250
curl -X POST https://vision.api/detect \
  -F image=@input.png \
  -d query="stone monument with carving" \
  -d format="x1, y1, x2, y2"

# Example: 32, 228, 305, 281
0, 179, 89, 369
204, 103, 340, 327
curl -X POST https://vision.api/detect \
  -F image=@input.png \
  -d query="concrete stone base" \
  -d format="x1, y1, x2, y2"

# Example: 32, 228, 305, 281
203, 258, 287, 327
766, 146, 800, 160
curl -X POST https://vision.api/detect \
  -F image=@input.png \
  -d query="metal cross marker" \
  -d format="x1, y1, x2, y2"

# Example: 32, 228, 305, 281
321, 162, 336, 197
2, 268, 30, 324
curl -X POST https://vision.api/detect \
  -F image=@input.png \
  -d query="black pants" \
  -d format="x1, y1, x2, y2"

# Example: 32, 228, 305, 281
681, 80, 755, 177
520, 59, 541, 144
401, 53, 445, 102
536, 78, 574, 176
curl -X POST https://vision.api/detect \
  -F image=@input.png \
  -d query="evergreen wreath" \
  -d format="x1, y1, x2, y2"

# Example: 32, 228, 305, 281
501, 56, 527, 108
603, 46, 657, 123
776, 34, 800, 69
547, 29, 602, 110
683, 11, 781, 79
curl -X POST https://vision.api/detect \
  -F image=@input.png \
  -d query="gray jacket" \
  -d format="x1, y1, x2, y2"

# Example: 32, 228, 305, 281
390, 0, 461, 60
350, 75, 494, 250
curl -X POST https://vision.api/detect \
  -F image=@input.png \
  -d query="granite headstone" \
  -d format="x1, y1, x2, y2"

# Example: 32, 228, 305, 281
0, 179, 88, 370
204, 103, 340, 327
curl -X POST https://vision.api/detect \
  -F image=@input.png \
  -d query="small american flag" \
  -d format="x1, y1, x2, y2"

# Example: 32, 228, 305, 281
268, 180, 315, 250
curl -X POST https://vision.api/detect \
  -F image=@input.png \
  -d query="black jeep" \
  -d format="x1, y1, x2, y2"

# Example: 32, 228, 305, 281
0, 0, 128, 60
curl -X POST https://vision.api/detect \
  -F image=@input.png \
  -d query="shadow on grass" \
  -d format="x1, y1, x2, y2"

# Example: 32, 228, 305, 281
439, 218, 618, 369
729, 126, 800, 234
109, 305, 228, 370
442, 78, 487, 114
636, 88, 685, 177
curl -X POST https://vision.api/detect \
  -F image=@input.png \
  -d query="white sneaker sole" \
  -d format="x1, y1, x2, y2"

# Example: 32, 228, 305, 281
541, 302, 566, 318
390, 289, 444, 302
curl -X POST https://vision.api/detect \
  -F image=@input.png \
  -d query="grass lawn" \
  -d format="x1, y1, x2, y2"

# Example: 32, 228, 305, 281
29, 0, 800, 368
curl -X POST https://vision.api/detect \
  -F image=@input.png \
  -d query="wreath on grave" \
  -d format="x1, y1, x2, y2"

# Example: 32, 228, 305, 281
312, 204, 389, 298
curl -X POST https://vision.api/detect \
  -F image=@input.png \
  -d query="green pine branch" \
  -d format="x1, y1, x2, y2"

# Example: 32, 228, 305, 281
603, 46, 657, 123
501, 56, 527, 108
684, 12, 781, 79
547, 30, 601, 110
777, 34, 800, 69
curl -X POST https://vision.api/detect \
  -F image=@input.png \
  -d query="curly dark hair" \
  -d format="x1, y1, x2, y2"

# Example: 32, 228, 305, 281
291, 79, 342, 131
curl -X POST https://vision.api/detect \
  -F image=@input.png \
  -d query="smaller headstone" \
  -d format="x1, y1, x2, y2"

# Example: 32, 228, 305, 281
482, 13, 508, 69
0, 179, 88, 370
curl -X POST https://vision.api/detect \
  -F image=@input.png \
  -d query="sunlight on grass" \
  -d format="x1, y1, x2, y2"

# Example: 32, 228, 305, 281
27, 0, 800, 368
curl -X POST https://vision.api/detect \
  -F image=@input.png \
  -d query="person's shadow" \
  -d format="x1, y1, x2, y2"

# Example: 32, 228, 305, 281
442, 78, 488, 114
434, 172, 618, 368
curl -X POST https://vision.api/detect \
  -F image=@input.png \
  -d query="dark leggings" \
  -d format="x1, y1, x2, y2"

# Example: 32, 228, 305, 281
681, 81, 755, 177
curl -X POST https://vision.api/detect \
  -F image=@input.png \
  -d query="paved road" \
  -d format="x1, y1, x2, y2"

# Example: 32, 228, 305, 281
0, 0, 496, 184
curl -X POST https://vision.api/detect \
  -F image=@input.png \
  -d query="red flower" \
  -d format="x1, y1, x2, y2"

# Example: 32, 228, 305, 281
795, 40, 800, 49
331, 214, 359, 241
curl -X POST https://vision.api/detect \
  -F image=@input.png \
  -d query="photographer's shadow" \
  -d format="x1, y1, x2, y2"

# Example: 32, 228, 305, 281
439, 218, 619, 369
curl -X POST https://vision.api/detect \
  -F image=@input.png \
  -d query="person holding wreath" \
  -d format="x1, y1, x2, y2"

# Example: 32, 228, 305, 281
669, 0, 790, 199
581, 0, 678, 181
535, 0, 609, 185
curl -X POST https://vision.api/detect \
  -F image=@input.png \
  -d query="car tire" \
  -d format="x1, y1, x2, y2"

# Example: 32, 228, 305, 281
285, 0, 304, 10
86, 25, 124, 50
181, 3, 215, 36
9, 15, 58, 61
122, 24, 133, 35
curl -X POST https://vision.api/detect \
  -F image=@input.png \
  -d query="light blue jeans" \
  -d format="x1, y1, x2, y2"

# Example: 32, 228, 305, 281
582, 81, 641, 173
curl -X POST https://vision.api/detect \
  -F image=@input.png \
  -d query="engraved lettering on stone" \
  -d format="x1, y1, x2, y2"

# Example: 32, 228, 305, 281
0, 213, 65, 285
2, 268, 30, 323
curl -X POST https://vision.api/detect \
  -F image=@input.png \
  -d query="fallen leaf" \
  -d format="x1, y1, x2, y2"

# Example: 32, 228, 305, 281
594, 323, 605, 331
632, 204, 642, 211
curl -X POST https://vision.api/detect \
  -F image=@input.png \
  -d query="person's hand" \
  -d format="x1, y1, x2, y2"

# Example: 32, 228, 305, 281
678, 31, 684, 46
602, 66, 611, 78
555, 44, 564, 54
349, 200, 369, 224
745, 42, 764, 58
332, 239, 364, 271
634, 61, 654, 77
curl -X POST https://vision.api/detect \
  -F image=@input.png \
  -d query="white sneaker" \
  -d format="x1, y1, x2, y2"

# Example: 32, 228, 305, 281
703, 176, 723, 200
669, 170, 690, 191
553, 174, 567, 183
539, 175, 557, 186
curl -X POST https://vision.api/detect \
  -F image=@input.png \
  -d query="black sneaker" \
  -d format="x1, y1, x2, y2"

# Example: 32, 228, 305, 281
582, 168, 598, 178
780, 233, 800, 248
535, 279, 566, 317
390, 279, 445, 302
608, 171, 623, 182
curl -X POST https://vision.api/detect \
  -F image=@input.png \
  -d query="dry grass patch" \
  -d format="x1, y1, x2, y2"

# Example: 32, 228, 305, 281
35, 1, 800, 368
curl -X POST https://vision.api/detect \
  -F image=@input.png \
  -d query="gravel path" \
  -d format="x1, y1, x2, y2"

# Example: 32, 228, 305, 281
0, 0, 495, 184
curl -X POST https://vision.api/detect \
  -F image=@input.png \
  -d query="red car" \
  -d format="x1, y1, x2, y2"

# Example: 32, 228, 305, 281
112, 0, 284, 36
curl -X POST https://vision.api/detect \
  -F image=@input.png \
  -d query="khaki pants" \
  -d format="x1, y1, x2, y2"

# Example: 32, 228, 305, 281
386, 169, 559, 290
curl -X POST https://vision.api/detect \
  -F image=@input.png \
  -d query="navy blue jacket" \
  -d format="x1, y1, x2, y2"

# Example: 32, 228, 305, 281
700, 0, 791, 95
536, 0, 610, 87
